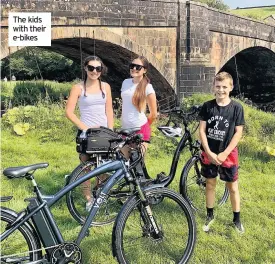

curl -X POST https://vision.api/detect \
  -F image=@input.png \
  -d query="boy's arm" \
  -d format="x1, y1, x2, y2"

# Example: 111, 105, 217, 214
199, 121, 221, 165
217, 125, 243, 163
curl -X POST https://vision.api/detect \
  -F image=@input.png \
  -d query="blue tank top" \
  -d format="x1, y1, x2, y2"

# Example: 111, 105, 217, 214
78, 83, 107, 128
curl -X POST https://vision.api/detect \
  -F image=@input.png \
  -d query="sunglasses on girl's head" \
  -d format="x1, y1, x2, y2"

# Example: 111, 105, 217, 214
86, 65, 103, 72
129, 63, 144, 71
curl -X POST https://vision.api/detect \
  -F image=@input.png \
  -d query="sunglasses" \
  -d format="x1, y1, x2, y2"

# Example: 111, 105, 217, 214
86, 65, 103, 72
129, 63, 145, 71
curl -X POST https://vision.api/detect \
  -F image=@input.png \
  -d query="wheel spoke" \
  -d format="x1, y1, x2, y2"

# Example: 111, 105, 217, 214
115, 188, 196, 264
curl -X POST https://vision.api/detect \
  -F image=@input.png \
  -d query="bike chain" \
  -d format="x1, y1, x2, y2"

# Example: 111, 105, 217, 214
1, 242, 82, 263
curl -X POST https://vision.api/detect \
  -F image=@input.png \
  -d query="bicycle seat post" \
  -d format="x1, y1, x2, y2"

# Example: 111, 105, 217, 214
25, 173, 45, 202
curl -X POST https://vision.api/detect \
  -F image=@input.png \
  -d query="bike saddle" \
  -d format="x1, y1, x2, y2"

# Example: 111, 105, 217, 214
3, 163, 49, 179
116, 127, 140, 136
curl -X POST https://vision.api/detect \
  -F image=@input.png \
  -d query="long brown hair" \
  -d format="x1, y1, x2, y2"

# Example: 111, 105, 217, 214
83, 56, 107, 97
132, 56, 150, 112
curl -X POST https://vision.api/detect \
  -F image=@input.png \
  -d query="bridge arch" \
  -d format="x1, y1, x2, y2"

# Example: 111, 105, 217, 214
219, 46, 275, 108
1, 26, 176, 100
209, 32, 275, 74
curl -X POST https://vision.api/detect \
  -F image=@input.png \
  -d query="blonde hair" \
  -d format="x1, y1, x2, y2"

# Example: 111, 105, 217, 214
132, 56, 150, 112
215, 72, 233, 87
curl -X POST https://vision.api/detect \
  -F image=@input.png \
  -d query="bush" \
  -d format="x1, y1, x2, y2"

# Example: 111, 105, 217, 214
0, 80, 74, 106
2, 102, 75, 142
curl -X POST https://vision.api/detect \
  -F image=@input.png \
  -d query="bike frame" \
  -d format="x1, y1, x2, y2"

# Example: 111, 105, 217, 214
154, 120, 200, 188
0, 159, 129, 257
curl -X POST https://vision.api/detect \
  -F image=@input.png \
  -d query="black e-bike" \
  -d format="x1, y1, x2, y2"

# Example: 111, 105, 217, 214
1, 132, 196, 264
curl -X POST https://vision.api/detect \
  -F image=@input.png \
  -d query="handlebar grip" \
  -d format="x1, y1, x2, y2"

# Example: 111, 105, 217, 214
108, 137, 124, 143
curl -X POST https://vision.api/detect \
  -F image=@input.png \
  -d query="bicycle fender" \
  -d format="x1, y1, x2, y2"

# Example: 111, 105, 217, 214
0, 196, 13, 202
0, 206, 18, 217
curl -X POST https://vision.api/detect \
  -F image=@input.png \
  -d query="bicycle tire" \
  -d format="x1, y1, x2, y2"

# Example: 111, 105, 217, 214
180, 156, 229, 211
0, 207, 42, 263
112, 187, 196, 264
66, 162, 130, 226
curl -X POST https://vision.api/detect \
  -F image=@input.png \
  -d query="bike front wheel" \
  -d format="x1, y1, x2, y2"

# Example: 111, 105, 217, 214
0, 208, 42, 263
66, 161, 131, 226
112, 187, 196, 264
180, 156, 229, 211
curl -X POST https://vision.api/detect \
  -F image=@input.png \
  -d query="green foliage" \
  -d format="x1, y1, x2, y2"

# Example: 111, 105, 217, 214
149, 122, 178, 156
1, 47, 81, 82
245, 13, 262, 21
2, 103, 75, 142
194, 0, 229, 10
1, 94, 275, 263
13, 123, 30, 135
0, 80, 73, 106
1, 93, 275, 263
182, 93, 213, 109
230, 6, 275, 20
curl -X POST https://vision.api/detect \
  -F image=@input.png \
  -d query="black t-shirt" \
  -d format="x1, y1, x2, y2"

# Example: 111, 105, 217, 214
198, 99, 245, 154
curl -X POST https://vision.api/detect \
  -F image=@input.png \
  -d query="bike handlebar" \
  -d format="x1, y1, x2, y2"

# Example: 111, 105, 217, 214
160, 105, 202, 127
109, 133, 143, 145
161, 105, 201, 117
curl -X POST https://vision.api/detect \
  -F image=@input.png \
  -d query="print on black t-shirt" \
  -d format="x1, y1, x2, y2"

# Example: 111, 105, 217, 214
199, 99, 245, 154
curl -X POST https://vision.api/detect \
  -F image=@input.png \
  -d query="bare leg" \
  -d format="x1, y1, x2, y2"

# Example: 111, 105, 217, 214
226, 180, 240, 212
206, 178, 217, 208
79, 154, 93, 203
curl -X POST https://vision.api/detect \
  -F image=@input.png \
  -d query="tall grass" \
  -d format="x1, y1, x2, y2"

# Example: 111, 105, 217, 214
0, 80, 75, 106
1, 94, 275, 263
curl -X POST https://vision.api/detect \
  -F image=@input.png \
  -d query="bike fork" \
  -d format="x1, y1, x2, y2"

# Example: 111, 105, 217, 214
136, 184, 162, 239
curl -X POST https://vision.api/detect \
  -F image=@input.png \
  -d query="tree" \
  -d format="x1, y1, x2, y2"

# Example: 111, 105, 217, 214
1, 48, 81, 82
194, 0, 229, 11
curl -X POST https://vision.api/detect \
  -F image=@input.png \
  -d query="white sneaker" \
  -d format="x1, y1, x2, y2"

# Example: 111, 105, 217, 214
203, 215, 215, 232
234, 221, 245, 234
85, 201, 93, 212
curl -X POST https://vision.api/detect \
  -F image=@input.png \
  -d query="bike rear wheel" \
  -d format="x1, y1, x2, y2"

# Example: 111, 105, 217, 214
180, 156, 229, 211
112, 187, 196, 264
66, 161, 130, 226
0, 208, 42, 263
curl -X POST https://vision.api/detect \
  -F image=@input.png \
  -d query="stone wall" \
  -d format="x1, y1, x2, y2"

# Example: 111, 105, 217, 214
1, 0, 275, 102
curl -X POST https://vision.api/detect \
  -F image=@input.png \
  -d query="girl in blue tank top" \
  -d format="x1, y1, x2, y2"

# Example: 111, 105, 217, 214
66, 56, 114, 210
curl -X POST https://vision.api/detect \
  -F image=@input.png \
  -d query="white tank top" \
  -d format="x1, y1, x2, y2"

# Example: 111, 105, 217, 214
78, 82, 107, 128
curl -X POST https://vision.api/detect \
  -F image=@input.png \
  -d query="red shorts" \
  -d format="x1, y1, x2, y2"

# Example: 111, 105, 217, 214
200, 148, 239, 182
136, 121, 151, 142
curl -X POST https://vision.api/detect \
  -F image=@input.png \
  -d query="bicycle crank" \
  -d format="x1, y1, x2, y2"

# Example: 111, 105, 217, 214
50, 242, 82, 264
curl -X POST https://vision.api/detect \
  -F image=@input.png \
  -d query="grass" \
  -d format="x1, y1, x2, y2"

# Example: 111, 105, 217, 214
230, 6, 275, 21
1, 95, 275, 263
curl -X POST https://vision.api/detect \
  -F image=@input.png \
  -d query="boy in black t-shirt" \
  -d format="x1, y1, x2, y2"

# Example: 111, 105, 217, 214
199, 72, 245, 233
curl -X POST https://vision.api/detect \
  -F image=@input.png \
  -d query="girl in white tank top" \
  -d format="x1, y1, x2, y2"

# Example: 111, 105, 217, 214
65, 56, 114, 210
66, 56, 113, 131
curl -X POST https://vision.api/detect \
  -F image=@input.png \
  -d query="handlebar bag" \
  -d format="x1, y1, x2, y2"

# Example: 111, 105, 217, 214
76, 127, 118, 154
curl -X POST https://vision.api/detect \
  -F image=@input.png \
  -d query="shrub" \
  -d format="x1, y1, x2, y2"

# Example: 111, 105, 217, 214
2, 102, 75, 142
0, 80, 73, 106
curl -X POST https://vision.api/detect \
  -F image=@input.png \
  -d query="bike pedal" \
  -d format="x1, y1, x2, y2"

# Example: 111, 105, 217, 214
156, 172, 169, 184
157, 172, 167, 180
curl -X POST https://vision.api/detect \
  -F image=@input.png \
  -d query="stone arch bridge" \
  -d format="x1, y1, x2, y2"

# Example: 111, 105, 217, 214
1, 0, 275, 106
